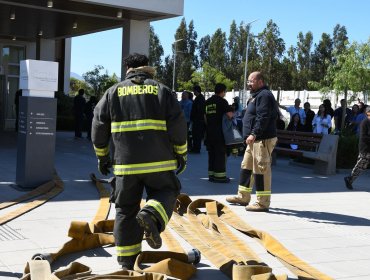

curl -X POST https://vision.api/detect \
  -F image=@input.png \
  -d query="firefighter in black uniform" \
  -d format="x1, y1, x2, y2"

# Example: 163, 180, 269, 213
205, 83, 233, 183
91, 53, 187, 269
190, 85, 205, 153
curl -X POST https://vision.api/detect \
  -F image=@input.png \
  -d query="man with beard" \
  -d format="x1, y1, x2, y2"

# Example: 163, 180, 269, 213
226, 71, 278, 212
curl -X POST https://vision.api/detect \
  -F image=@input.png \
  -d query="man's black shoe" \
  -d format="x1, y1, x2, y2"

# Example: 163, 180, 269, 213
344, 176, 353, 190
208, 176, 215, 182
136, 211, 162, 249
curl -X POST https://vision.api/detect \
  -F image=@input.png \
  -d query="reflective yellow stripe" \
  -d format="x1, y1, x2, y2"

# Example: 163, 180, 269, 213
94, 145, 109, 157
238, 185, 252, 193
208, 171, 214, 176
213, 172, 226, 178
174, 142, 187, 154
113, 160, 177, 175
116, 243, 142, 257
256, 191, 271, 196
111, 119, 167, 133
146, 199, 169, 226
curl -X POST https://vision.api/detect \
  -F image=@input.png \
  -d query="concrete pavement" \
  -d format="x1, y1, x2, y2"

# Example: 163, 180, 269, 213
0, 131, 369, 279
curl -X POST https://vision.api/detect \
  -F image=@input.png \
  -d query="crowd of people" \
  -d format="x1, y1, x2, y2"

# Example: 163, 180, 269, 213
278, 97, 368, 136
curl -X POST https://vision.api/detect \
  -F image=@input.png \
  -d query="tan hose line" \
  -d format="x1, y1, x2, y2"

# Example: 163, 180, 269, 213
0, 175, 64, 225
15, 175, 332, 280
173, 194, 332, 280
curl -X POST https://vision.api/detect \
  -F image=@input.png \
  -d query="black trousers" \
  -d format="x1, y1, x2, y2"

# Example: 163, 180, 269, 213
74, 113, 84, 137
191, 120, 205, 152
207, 142, 227, 179
112, 171, 181, 262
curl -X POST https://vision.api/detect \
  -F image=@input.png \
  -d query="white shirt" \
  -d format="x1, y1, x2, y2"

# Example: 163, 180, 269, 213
312, 114, 332, 134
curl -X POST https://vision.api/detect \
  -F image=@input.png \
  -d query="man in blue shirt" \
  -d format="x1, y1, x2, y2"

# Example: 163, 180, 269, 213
279, 98, 306, 125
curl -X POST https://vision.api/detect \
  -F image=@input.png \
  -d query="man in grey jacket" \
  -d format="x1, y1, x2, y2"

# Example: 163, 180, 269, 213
226, 71, 278, 212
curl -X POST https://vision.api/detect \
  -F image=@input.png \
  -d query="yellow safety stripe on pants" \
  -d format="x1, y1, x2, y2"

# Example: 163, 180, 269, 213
113, 160, 177, 175
256, 191, 271, 196
173, 142, 187, 154
238, 185, 252, 193
213, 172, 226, 178
116, 243, 142, 257
146, 200, 169, 226
0, 176, 64, 225
111, 119, 167, 133
93, 145, 109, 157
208, 171, 214, 176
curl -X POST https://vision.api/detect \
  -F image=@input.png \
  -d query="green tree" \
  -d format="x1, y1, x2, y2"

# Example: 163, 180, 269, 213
182, 62, 233, 94
325, 40, 370, 130
310, 32, 333, 88
257, 20, 285, 88
198, 35, 211, 66
69, 77, 91, 96
225, 20, 240, 87
333, 24, 348, 55
209, 28, 227, 72
296, 31, 313, 89
82, 65, 109, 98
149, 25, 164, 68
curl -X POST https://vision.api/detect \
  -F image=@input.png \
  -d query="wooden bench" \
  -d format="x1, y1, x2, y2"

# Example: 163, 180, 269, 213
273, 130, 339, 175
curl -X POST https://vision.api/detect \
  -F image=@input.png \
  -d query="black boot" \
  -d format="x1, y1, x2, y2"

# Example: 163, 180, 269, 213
136, 211, 162, 249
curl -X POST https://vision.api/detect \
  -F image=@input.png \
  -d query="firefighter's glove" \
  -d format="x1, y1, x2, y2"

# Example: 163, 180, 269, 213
175, 153, 187, 175
98, 156, 112, 176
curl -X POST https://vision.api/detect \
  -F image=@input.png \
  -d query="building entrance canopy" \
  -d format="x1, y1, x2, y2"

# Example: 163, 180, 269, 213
0, 0, 183, 41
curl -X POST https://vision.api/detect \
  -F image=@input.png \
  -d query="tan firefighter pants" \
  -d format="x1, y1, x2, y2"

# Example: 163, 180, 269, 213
241, 137, 277, 207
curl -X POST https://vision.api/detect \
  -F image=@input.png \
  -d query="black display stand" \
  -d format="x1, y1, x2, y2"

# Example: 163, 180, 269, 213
16, 96, 57, 189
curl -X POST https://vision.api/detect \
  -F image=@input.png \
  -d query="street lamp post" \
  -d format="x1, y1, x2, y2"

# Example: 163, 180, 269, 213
172, 39, 184, 92
242, 19, 258, 107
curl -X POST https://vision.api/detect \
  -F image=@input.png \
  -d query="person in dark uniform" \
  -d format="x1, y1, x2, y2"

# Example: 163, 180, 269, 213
190, 85, 205, 153
205, 83, 233, 183
73, 88, 86, 139
92, 53, 187, 270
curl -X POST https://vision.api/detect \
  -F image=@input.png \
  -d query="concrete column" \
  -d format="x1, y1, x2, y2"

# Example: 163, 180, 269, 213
121, 20, 150, 81
63, 38, 71, 94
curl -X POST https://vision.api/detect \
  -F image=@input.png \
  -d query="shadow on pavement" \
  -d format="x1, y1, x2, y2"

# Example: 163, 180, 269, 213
269, 207, 370, 226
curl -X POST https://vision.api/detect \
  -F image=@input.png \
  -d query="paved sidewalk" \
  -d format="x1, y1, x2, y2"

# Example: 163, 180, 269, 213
0, 131, 369, 279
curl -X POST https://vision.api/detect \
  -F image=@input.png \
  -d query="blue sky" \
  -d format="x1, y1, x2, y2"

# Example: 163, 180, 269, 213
71, 0, 370, 77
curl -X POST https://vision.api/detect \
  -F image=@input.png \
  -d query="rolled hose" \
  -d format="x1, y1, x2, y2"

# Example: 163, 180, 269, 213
187, 249, 201, 265
31, 253, 52, 263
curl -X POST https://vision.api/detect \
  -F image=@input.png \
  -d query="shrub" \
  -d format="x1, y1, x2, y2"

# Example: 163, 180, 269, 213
336, 129, 359, 169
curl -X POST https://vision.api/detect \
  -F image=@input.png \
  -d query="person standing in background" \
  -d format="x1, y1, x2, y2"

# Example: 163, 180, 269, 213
312, 104, 331, 134
180, 91, 193, 150
190, 85, 205, 154
205, 83, 233, 183
279, 98, 306, 125
73, 89, 86, 139
303, 102, 315, 132
226, 72, 278, 212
